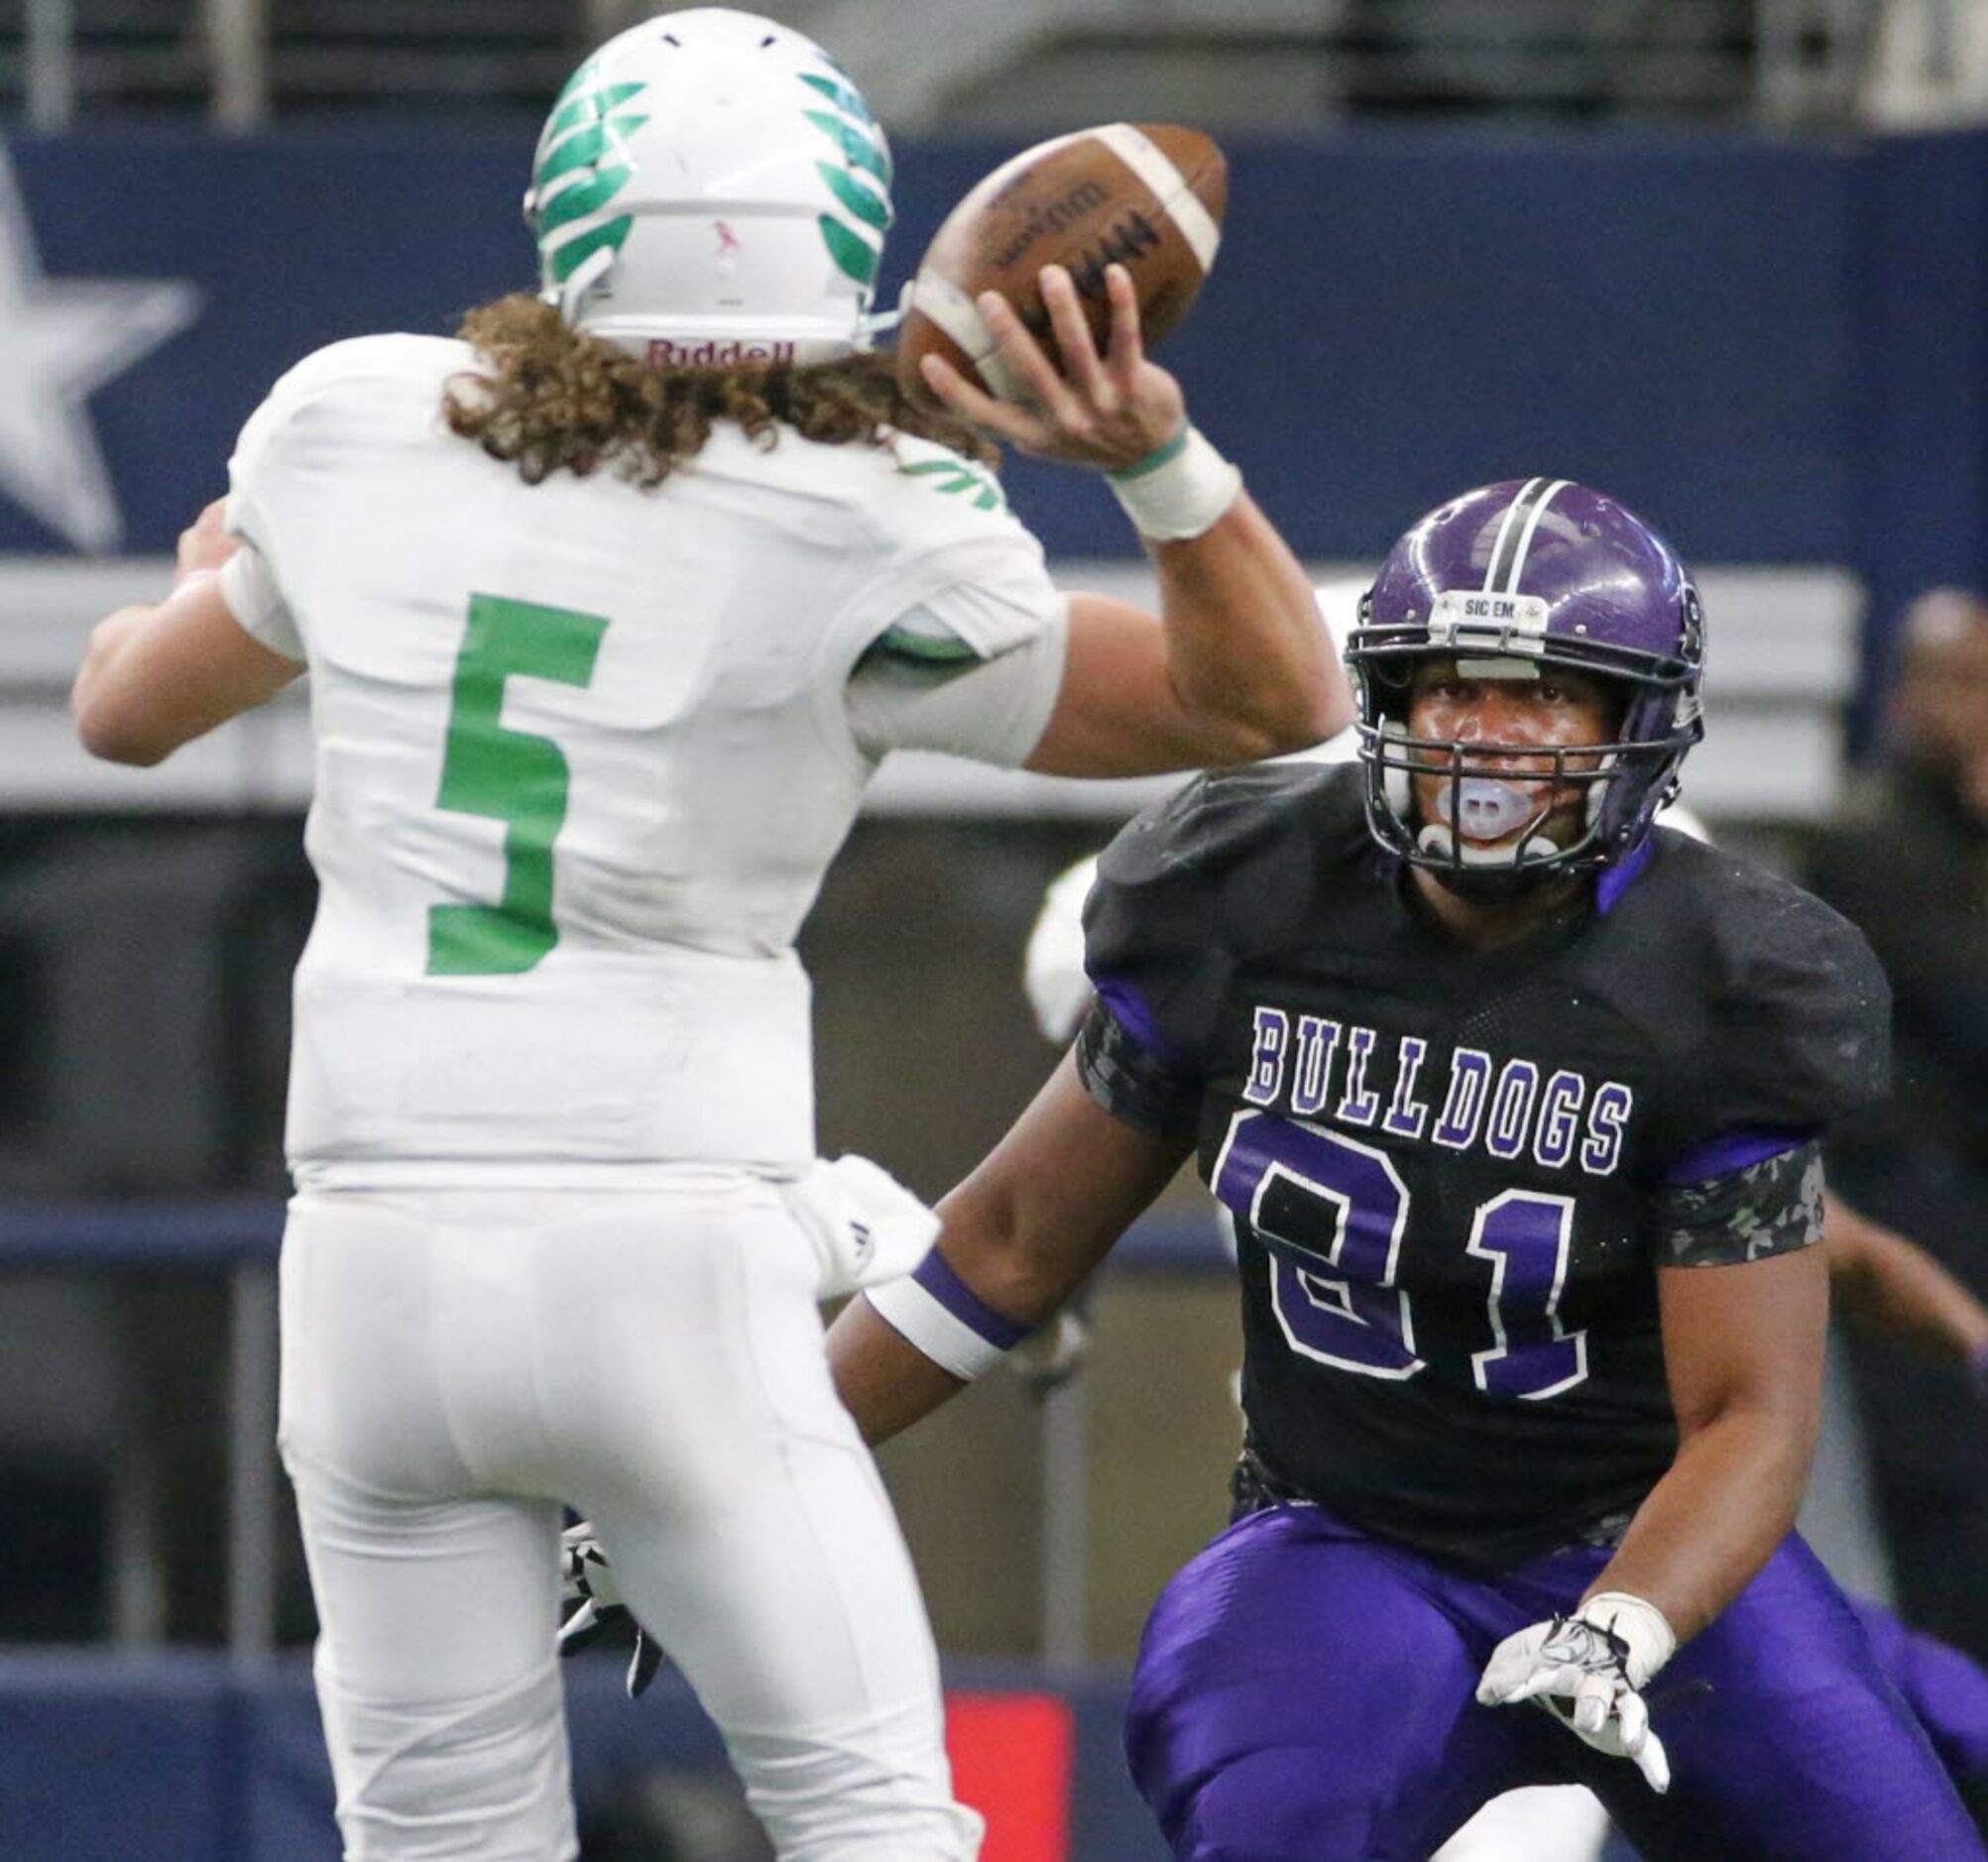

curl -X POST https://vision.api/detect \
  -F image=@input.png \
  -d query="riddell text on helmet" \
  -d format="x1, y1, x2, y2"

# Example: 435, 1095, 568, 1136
644, 337, 799, 367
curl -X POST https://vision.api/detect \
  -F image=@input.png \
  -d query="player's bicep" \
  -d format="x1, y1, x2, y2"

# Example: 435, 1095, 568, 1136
846, 618, 1066, 764
1024, 592, 1212, 776
1657, 1242, 1829, 1445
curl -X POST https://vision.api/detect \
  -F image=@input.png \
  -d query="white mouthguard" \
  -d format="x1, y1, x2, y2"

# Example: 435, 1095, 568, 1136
1435, 777, 1540, 842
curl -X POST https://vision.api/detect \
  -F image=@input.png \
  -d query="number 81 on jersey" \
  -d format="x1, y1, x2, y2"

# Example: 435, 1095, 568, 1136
1211, 1110, 1589, 1401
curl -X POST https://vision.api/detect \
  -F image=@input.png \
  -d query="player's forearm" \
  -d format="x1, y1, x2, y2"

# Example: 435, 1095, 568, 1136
826, 1176, 1069, 1446
74, 572, 299, 765
73, 604, 174, 764
1584, 1401, 1816, 1645
1826, 1205, 1988, 1367
1149, 492, 1351, 761
827, 1295, 971, 1446
828, 1066, 1178, 1444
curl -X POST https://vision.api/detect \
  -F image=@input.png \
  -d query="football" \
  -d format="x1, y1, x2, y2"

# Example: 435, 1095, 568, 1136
895, 122, 1228, 400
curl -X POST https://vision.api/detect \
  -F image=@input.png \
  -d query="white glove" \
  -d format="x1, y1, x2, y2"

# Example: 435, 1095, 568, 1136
1475, 1591, 1677, 1794
558, 1522, 662, 1698
784, 1154, 942, 1299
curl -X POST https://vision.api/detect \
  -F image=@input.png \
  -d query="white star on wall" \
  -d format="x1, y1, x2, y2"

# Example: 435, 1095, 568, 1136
0, 141, 201, 552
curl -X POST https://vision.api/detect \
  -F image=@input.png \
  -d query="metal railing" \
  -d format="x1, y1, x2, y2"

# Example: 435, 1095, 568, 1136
4, 0, 1967, 135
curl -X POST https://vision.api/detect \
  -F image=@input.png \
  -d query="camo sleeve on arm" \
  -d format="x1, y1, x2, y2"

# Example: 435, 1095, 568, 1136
1074, 997, 1201, 1138
1658, 1138, 1825, 1267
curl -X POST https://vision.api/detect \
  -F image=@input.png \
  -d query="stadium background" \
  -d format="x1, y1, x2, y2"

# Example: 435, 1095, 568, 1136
0, 4, 1983, 1856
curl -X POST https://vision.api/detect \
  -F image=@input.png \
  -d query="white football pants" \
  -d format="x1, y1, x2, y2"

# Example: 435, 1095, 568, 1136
278, 1178, 982, 1862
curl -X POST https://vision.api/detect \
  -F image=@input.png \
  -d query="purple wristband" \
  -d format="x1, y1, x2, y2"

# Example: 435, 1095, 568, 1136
911, 1248, 1031, 1352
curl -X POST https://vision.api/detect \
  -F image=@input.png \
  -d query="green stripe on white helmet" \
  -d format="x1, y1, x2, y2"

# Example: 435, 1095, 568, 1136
525, 8, 894, 367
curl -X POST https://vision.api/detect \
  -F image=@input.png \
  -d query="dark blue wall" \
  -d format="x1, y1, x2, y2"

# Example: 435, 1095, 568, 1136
0, 1651, 1161, 1861
1850, 130, 1988, 706
5, 125, 1984, 672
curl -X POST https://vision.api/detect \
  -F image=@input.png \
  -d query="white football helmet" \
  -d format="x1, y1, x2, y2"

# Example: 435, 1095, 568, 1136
525, 8, 894, 364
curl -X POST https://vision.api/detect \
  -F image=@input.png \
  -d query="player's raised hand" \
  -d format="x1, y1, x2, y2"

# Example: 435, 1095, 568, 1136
1476, 1593, 1678, 1794
918, 264, 1186, 473
558, 1521, 663, 1699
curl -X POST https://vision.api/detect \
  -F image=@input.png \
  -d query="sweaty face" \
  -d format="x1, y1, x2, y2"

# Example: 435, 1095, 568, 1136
1405, 657, 1620, 858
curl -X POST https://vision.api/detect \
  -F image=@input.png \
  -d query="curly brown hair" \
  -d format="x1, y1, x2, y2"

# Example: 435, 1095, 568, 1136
442, 293, 996, 487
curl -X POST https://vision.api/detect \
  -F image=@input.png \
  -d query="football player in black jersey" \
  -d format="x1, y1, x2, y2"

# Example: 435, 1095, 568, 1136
828, 479, 1987, 1859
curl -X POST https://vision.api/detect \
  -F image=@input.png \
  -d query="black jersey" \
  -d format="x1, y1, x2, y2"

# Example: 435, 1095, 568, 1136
1077, 762, 1890, 1569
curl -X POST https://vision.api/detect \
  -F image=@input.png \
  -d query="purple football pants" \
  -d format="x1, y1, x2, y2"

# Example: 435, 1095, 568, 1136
1126, 1503, 1985, 1861
1852, 1595, 1988, 1802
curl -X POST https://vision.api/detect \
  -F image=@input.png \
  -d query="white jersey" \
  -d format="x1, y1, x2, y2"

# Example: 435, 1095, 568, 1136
223, 333, 1066, 1180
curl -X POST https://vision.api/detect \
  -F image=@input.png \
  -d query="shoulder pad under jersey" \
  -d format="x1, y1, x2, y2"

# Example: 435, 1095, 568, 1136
1085, 762, 1362, 1069
1657, 834, 1892, 1143
231, 334, 467, 492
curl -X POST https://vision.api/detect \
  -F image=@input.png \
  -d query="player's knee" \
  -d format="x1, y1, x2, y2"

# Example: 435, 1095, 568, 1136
319, 1655, 573, 1859
1176, 1748, 1387, 1862
725, 1724, 981, 1862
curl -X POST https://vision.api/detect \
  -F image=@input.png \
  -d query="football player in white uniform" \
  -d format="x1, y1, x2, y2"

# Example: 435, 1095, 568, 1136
68, 11, 1345, 1860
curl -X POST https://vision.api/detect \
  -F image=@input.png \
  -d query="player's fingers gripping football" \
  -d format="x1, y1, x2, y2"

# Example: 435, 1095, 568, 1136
921, 267, 1184, 472
1100, 259, 1148, 382
954, 277, 1094, 437
981, 272, 1090, 426
1029, 264, 1185, 468
1037, 263, 1113, 407
916, 320, 1035, 440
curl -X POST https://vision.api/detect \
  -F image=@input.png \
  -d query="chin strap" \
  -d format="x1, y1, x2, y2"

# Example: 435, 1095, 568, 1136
1417, 821, 1560, 868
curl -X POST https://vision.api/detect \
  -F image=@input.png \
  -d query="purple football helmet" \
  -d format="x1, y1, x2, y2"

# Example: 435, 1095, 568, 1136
1346, 477, 1704, 879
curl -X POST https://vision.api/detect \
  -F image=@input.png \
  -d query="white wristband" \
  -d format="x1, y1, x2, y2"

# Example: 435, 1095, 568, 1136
1578, 1591, 1677, 1688
1106, 424, 1243, 541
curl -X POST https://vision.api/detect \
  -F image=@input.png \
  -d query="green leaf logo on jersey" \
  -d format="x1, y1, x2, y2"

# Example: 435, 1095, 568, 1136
800, 69, 893, 288
529, 62, 650, 287
898, 456, 1005, 513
